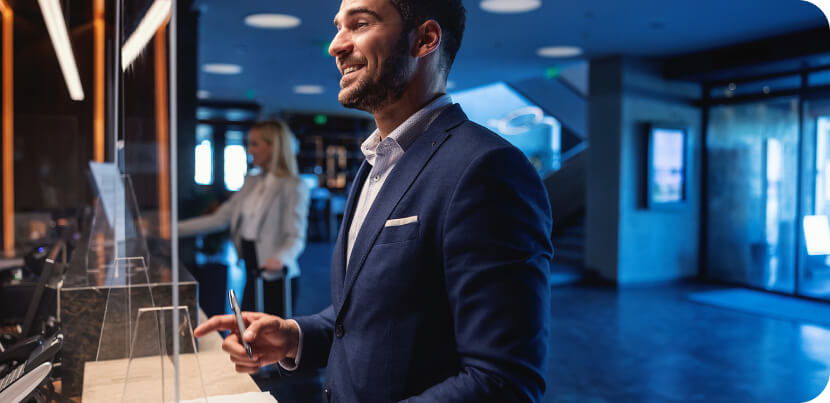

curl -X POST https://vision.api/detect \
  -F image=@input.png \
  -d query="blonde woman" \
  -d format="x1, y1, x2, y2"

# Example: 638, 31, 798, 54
179, 120, 309, 317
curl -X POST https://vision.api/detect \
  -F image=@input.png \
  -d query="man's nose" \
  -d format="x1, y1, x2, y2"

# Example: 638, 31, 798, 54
329, 30, 352, 58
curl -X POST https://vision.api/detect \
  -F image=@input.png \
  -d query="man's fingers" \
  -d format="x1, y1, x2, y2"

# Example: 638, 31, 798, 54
229, 354, 260, 367
241, 311, 267, 326
222, 333, 257, 363
243, 315, 281, 342
194, 314, 238, 337
235, 363, 260, 374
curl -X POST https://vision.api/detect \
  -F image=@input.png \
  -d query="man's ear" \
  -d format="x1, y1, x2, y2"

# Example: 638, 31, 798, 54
413, 19, 441, 57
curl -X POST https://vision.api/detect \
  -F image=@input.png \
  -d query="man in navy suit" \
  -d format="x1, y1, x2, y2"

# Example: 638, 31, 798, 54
194, 0, 553, 401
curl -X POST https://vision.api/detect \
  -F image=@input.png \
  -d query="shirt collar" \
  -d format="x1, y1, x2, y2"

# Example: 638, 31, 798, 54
361, 94, 453, 164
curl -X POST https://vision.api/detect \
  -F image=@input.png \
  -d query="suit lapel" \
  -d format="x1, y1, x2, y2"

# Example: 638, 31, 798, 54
337, 105, 467, 312
331, 161, 370, 305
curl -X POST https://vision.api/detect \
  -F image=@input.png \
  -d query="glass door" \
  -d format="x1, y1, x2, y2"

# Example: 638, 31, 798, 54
706, 97, 800, 293
798, 98, 830, 300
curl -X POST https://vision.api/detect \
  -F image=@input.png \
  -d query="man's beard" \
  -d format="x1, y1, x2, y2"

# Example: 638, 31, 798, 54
339, 31, 412, 112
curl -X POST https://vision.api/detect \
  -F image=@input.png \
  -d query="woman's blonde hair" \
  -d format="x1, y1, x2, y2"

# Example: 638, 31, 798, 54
251, 119, 299, 178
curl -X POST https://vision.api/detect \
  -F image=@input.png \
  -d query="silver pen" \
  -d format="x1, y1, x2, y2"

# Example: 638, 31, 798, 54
228, 289, 253, 358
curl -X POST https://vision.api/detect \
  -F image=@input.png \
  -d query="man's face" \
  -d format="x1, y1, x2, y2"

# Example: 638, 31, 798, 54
330, 0, 413, 112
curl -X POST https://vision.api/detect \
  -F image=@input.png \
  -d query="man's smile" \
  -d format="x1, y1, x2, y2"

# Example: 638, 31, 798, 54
339, 63, 366, 87
342, 65, 364, 75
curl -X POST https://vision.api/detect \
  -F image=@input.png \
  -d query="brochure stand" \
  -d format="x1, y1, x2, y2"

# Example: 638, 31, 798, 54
86, 165, 150, 273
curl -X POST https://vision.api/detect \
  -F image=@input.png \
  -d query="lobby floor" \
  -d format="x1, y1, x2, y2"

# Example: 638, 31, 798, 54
545, 283, 830, 402
218, 242, 830, 402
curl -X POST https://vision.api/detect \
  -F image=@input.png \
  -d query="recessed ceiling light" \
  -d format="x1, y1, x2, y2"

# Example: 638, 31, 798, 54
294, 85, 324, 95
480, 0, 541, 14
536, 46, 582, 58
244, 13, 301, 29
197, 90, 210, 99
203, 63, 242, 74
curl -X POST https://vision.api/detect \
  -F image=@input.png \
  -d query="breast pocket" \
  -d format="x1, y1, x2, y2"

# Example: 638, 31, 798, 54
375, 221, 419, 244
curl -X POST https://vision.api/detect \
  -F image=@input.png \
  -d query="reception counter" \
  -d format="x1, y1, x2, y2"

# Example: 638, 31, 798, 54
57, 235, 198, 397
82, 310, 260, 402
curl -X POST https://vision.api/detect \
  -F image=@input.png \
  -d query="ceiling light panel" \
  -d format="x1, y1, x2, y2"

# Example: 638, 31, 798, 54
37, 0, 85, 100
480, 0, 541, 14
536, 46, 583, 58
244, 13, 301, 29
203, 63, 242, 74
121, 0, 171, 71
294, 85, 324, 94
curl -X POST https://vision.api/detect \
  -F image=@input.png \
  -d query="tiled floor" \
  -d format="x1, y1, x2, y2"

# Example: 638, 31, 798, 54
217, 242, 830, 402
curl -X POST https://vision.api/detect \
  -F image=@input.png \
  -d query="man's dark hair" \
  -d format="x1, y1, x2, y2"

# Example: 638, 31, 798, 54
389, 0, 466, 78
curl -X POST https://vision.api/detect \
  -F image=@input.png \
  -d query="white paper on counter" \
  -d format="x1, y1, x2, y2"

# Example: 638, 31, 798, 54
179, 391, 278, 403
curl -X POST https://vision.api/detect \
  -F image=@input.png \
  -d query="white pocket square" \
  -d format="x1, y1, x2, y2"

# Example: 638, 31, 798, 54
385, 216, 418, 227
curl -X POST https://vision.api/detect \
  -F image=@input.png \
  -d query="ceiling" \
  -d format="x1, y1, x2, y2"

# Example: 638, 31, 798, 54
194, 0, 827, 116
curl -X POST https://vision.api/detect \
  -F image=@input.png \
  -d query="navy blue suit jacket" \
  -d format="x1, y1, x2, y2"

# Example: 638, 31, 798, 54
294, 104, 553, 402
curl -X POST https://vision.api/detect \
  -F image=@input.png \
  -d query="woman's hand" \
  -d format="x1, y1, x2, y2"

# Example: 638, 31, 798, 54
263, 258, 283, 272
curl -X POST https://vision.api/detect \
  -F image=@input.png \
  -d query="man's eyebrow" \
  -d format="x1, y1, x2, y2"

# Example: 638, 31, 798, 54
333, 7, 383, 26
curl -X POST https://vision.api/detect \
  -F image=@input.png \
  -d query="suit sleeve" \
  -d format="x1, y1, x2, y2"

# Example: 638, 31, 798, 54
403, 146, 553, 403
292, 304, 336, 370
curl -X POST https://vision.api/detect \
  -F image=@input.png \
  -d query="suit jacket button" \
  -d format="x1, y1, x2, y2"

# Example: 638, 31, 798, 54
335, 324, 345, 338
323, 386, 331, 401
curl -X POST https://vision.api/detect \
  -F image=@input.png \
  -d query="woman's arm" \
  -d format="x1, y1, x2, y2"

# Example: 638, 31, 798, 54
178, 183, 248, 237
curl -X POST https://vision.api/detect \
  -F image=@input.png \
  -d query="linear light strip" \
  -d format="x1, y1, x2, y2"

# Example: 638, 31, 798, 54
121, 0, 171, 71
94, 0, 105, 161
36, 0, 85, 101
1, 3, 14, 257
155, 26, 171, 239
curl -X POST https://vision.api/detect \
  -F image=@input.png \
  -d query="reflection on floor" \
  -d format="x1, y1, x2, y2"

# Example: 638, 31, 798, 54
688, 288, 830, 327
214, 242, 830, 402
547, 283, 830, 402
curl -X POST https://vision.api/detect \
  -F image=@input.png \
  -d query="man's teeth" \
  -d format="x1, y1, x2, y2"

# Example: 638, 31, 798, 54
344, 66, 360, 74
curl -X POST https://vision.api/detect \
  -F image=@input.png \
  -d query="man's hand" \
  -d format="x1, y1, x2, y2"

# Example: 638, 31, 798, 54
263, 258, 283, 272
193, 312, 300, 374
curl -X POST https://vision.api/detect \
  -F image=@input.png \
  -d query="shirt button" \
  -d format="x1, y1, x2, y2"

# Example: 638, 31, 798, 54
373, 175, 380, 182
335, 323, 345, 338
